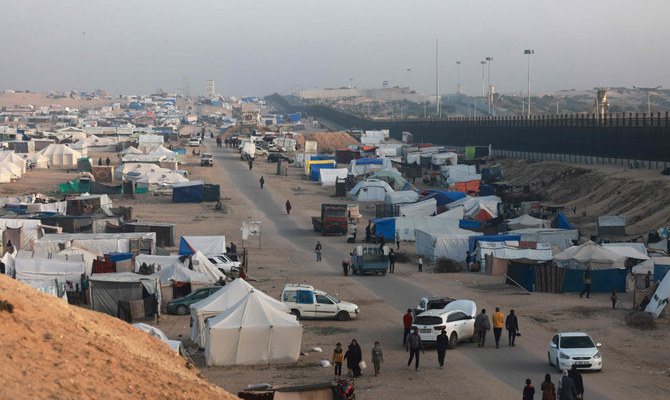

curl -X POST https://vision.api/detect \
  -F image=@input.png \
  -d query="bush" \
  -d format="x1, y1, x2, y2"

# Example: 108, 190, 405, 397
434, 257, 463, 273
624, 311, 655, 330
394, 251, 411, 263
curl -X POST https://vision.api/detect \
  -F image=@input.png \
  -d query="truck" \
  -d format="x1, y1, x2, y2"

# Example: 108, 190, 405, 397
240, 140, 255, 159
350, 245, 389, 276
311, 204, 348, 235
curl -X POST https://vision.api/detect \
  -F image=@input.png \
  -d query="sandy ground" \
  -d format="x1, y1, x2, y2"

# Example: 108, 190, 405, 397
2, 129, 670, 398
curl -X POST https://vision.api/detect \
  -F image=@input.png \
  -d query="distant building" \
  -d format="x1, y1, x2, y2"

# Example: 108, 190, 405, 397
206, 80, 215, 98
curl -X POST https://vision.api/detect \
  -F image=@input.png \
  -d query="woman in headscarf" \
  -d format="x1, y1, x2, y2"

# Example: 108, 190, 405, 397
344, 339, 363, 377
285, 200, 292, 215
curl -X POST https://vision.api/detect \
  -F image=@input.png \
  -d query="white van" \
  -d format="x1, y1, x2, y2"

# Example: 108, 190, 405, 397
280, 284, 359, 321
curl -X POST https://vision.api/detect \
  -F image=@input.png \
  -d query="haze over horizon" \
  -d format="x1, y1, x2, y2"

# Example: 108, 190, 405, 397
1, 0, 667, 97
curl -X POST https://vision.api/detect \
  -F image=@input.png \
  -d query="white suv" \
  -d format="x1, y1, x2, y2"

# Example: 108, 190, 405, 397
411, 300, 477, 348
280, 284, 359, 321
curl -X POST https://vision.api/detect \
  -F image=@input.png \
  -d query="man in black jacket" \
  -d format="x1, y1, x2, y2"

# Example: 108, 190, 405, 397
506, 309, 519, 346
436, 329, 448, 368
569, 365, 584, 399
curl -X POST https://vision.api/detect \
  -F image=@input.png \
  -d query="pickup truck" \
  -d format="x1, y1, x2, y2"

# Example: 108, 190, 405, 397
311, 204, 348, 235
200, 153, 213, 166
350, 245, 388, 275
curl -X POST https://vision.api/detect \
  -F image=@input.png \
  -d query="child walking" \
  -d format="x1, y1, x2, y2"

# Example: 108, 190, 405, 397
371, 341, 383, 376
332, 343, 344, 379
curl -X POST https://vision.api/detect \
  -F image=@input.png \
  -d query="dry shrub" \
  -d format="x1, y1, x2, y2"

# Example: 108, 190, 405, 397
624, 310, 656, 330
434, 257, 463, 273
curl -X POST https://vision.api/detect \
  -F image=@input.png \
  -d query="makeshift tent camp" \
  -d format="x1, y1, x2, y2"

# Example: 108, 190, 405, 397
469, 235, 522, 254
478, 241, 553, 276
39, 144, 82, 167
0, 219, 43, 250
138, 134, 164, 153
309, 162, 335, 181
153, 264, 213, 307
72, 135, 117, 152
415, 229, 483, 262
0, 161, 22, 178
506, 228, 579, 250
431, 152, 457, 166
137, 172, 188, 190
399, 198, 437, 217
55, 244, 103, 277
555, 241, 628, 293
14, 256, 85, 297
172, 180, 204, 203
204, 291, 302, 366
33, 232, 156, 256
368, 168, 413, 191
89, 272, 161, 317
349, 158, 391, 176
506, 215, 549, 230
135, 251, 223, 282
118, 146, 143, 156
190, 278, 289, 347
114, 163, 170, 180
441, 164, 481, 192
179, 236, 226, 256
304, 159, 336, 176
385, 191, 420, 205
132, 323, 181, 353
419, 190, 467, 206
319, 168, 348, 186
349, 179, 394, 202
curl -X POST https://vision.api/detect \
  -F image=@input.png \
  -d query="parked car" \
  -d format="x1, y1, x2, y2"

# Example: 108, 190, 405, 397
188, 138, 200, 147
280, 284, 359, 321
411, 300, 477, 347
548, 332, 602, 371
255, 146, 269, 157
207, 254, 241, 275
166, 286, 223, 315
267, 153, 294, 163
200, 153, 213, 166
414, 296, 456, 316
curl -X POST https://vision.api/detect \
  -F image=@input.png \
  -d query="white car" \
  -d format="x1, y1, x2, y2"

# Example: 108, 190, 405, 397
548, 332, 602, 372
280, 284, 359, 321
411, 300, 477, 348
207, 254, 241, 275
188, 138, 200, 147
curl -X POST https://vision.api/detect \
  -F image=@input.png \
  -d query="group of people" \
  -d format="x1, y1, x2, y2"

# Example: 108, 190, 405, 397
473, 307, 519, 348
332, 339, 384, 379
401, 310, 446, 371
523, 366, 585, 400
223, 137, 240, 148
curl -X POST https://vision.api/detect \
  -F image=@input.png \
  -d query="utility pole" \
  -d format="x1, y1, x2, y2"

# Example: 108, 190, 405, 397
633, 85, 663, 114
456, 61, 462, 98
481, 60, 486, 99
435, 39, 440, 116
486, 57, 493, 115
524, 49, 534, 116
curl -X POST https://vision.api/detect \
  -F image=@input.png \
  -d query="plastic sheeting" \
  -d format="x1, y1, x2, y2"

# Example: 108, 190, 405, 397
204, 292, 302, 366
319, 168, 348, 186
89, 272, 160, 317
555, 241, 626, 270
14, 257, 85, 284
190, 279, 288, 347
399, 198, 437, 217
0, 218, 42, 250
441, 164, 481, 186
384, 191, 419, 205
179, 236, 226, 256
506, 215, 548, 230
349, 158, 391, 176
153, 264, 213, 285
506, 228, 579, 250
477, 241, 553, 262
172, 181, 204, 203
415, 229, 482, 262
349, 179, 394, 202
132, 323, 181, 353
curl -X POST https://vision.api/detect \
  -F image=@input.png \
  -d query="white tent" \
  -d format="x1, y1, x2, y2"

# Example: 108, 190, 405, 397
180, 236, 227, 256
349, 179, 394, 202
0, 218, 43, 250
137, 172, 188, 190
204, 291, 302, 366
138, 134, 164, 153
477, 241, 553, 262
395, 207, 465, 241
55, 244, 103, 277
119, 146, 143, 156
385, 191, 420, 205
0, 152, 27, 173
190, 279, 289, 347
39, 144, 82, 167
132, 323, 181, 353
415, 229, 482, 262
319, 168, 348, 186
632, 257, 670, 275
134, 252, 223, 282
148, 145, 177, 160
399, 198, 437, 217
506, 215, 549, 230
507, 228, 579, 250
14, 256, 85, 285
115, 163, 170, 180
431, 152, 458, 166
0, 165, 14, 183
441, 164, 481, 186
0, 161, 22, 179
153, 264, 213, 285
554, 241, 626, 270
20, 153, 49, 169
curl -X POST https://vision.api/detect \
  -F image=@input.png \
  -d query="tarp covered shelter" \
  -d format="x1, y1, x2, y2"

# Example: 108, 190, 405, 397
349, 179, 394, 202
39, 144, 82, 167
190, 278, 288, 347
419, 190, 467, 206
33, 232, 156, 256
506, 215, 549, 230
368, 168, 413, 191
0, 218, 43, 250
88, 272, 161, 317
309, 162, 335, 181
399, 198, 437, 217
172, 180, 204, 203
115, 163, 170, 181
596, 215, 626, 237
119, 146, 143, 156
179, 236, 226, 256
319, 168, 348, 186
555, 241, 628, 293
552, 212, 574, 230
469, 235, 522, 254
349, 158, 391, 176
204, 291, 302, 366
14, 256, 85, 288
645, 272, 670, 317
385, 191, 420, 205
415, 229, 482, 262
507, 228, 579, 250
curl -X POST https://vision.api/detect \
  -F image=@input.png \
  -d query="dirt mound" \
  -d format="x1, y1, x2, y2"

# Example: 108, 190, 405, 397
0, 275, 236, 400
294, 132, 360, 154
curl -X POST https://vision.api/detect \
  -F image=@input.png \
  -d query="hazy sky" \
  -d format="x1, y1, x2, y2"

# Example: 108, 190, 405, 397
1, 0, 667, 97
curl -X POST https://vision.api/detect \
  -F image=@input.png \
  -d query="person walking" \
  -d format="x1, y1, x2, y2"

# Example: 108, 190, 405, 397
248, 159, 253, 170
436, 329, 448, 368
365, 222, 372, 243
558, 370, 578, 400
569, 365, 584, 399
540, 373, 556, 400
332, 343, 344, 379
395, 231, 400, 250
341, 257, 350, 276
350, 223, 357, 241
474, 309, 491, 347
523, 379, 535, 400
579, 266, 592, 298
418, 256, 423, 272
506, 309, 519, 346
405, 328, 424, 371
402, 309, 413, 346
610, 288, 618, 309
371, 341, 383, 376
285, 200, 292, 215
492, 307, 504, 348
388, 249, 396, 274
259, 176, 264, 189
315, 241, 323, 262
344, 339, 363, 377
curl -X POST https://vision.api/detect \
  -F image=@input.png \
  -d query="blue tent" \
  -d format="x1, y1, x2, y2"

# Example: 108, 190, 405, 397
311, 155, 336, 161
419, 189, 467, 206
129, 102, 143, 110
289, 113, 301, 122
370, 217, 395, 239
505, 263, 535, 292
654, 265, 670, 283
469, 234, 522, 253
276, 117, 284, 124
553, 212, 574, 230
355, 158, 383, 165
172, 181, 204, 203
561, 268, 627, 293
459, 220, 480, 229
310, 163, 335, 181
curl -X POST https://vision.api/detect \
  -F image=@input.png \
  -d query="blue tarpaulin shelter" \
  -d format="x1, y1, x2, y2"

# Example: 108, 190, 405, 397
561, 268, 627, 293
108, 252, 133, 262
289, 113, 301, 122
469, 234, 522, 253
129, 102, 143, 110
370, 217, 396, 239
172, 180, 204, 203
310, 163, 335, 181
311, 155, 336, 161
419, 190, 467, 206
355, 158, 383, 165
459, 220, 481, 229
553, 212, 574, 230
654, 265, 670, 282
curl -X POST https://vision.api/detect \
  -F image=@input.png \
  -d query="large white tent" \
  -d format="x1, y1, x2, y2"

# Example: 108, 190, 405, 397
115, 163, 170, 180
0, 152, 27, 173
554, 241, 626, 270
0, 161, 22, 179
148, 145, 178, 161
153, 264, 212, 286
118, 146, 143, 156
204, 291, 302, 366
190, 279, 288, 347
415, 229, 482, 262
137, 172, 188, 190
39, 144, 82, 167
349, 179, 394, 202
20, 153, 49, 169
506, 214, 549, 230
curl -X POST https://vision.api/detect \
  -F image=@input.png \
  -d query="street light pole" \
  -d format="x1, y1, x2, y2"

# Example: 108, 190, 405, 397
480, 60, 486, 99
486, 56, 493, 115
524, 50, 534, 116
406, 68, 412, 89
456, 61, 462, 97
633, 85, 663, 114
